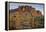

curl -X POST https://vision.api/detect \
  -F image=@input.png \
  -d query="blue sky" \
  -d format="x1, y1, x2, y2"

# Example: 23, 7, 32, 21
9, 3, 44, 15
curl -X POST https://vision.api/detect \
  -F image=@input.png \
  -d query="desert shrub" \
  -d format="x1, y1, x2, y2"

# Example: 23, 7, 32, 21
34, 16, 44, 28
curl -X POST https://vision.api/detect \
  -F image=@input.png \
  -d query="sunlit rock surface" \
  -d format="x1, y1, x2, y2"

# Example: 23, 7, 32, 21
9, 6, 44, 30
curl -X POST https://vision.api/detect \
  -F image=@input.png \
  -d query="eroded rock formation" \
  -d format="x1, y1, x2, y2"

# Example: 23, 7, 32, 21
9, 6, 43, 30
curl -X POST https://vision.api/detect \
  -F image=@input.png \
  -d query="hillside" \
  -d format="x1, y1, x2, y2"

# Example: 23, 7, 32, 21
9, 6, 44, 30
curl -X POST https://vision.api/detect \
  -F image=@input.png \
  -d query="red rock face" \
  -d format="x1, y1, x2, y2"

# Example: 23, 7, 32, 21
14, 6, 42, 16
10, 6, 42, 16
9, 6, 43, 29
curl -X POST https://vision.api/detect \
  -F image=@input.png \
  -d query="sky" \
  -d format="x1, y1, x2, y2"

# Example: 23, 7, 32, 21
8, 3, 44, 15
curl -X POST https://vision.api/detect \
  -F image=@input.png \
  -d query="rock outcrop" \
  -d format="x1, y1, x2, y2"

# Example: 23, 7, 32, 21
9, 6, 43, 30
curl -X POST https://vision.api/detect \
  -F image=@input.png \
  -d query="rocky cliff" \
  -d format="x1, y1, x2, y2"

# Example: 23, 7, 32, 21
9, 6, 44, 30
